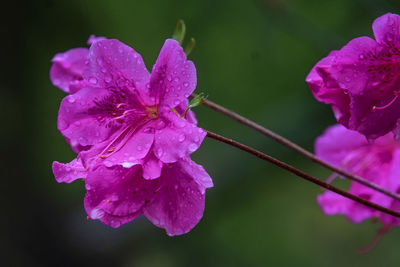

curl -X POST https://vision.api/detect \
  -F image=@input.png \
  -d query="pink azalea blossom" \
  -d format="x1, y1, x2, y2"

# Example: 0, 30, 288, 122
307, 13, 400, 141
316, 124, 400, 227
51, 37, 213, 234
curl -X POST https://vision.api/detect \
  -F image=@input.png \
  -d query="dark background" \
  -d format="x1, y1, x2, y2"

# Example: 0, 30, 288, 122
2, 0, 400, 266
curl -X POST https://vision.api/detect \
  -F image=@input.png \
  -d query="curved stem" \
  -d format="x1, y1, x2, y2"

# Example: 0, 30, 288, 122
206, 130, 400, 218
196, 94, 400, 202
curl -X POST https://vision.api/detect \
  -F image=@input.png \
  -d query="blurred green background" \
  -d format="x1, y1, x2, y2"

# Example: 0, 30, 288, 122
3, 0, 400, 266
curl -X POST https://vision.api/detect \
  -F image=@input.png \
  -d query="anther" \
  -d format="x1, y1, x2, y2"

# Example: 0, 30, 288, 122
106, 200, 110, 203
372, 90, 399, 111
107, 147, 115, 153
99, 155, 107, 159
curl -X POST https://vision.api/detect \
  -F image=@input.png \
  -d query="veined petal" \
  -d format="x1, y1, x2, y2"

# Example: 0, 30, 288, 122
84, 165, 160, 227
149, 39, 197, 109
373, 13, 400, 46
84, 39, 152, 106
143, 160, 210, 236
52, 158, 87, 183
153, 110, 206, 163
50, 48, 88, 93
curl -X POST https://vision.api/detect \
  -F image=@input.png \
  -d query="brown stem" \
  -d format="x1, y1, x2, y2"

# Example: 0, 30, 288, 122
206, 130, 400, 218
196, 94, 400, 202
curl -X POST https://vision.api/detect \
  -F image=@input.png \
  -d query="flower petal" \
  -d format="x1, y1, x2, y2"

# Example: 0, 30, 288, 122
143, 160, 209, 236
52, 158, 87, 183
150, 39, 197, 109
84, 39, 152, 106
372, 13, 400, 46
84, 165, 160, 227
50, 48, 88, 93
142, 152, 163, 180
153, 111, 206, 163
57, 87, 119, 152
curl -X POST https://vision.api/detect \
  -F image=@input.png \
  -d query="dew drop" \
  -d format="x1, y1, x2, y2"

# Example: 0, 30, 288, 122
188, 143, 197, 152
178, 134, 185, 142
174, 184, 178, 190
78, 136, 88, 146
372, 81, 380, 87
174, 100, 180, 106
104, 160, 113, 167
167, 75, 172, 82
344, 76, 351, 82
157, 120, 165, 129
74, 121, 81, 126
194, 136, 200, 142
183, 82, 189, 87
137, 145, 143, 151
67, 96, 76, 103
174, 77, 180, 82
101, 67, 107, 73
89, 77, 98, 84
157, 148, 163, 157
104, 74, 112, 83
359, 54, 365, 60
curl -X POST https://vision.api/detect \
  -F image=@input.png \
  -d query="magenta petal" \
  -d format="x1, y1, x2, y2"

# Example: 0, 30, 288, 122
142, 152, 163, 180
372, 13, 400, 45
103, 125, 155, 167
153, 111, 206, 163
84, 165, 160, 227
150, 39, 197, 109
317, 191, 374, 223
84, 195, 142, 228
84, 39, 151, 105
315, 124, 367, 168
178, 157, 213, 194
57, 87, 118, 151
50, 48, 88, 93
52, 158, 87, 183
144, 160, 210, 236
87, 35, 106, 45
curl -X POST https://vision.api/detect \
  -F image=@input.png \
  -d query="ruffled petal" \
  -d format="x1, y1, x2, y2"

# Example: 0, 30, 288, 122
52, 157, 87, 183
57, 87, 119, 152
153, 111, 206, 163
143, 160, 210, 236
150, 39, 197, 109
306, 51, 350, 125
178, 157, 213, 194
84, 39, 152, 106
84, 165, 160, 227
142, 152, 163, 180
372, 13, 400, 46
317, 191, 374, 223
315, 124, 367, 168
50, 48, 88, 93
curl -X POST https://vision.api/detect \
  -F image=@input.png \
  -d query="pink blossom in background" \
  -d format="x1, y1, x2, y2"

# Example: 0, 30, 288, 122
307, 13, 400, 141
51, 37, 213, 235
315, 124, 400, 227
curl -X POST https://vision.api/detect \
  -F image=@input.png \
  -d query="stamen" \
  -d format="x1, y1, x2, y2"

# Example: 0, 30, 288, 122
372, 91, 399, 111
99, 155, 107, 159
107, 147, 115, 153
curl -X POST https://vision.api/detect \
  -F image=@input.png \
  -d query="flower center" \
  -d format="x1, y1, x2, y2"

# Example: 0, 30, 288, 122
146, 106, 158, 119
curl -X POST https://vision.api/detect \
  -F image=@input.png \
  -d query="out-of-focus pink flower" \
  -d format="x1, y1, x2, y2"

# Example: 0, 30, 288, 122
51, 37, 213, 235
307, 13, 400, 141
316, 124, 400, 227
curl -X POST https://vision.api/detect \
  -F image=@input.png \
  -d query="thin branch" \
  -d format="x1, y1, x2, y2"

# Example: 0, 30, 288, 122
195, 94, 400, 202
206, 130, 400, 218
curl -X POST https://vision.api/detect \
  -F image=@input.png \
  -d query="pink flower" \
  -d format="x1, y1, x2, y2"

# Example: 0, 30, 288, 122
51, 37, 213, 234
316, 124, 400, 227
307, 13, 400, 141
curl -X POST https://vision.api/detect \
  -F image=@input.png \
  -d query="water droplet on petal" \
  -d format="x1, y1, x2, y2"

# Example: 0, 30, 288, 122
157, 120, 165, 129
345, 76, 351, 82
137, 145, 143, 151
89, 77, 98, 84
58, 119, 68, 130
79, 136, 88, 146
101, 67, 107, 73
372, 81, 380, 87
359, 54, 365, 60
178, 134, 185, 142
188, 143, 197, 152
194, 136, 200, 142
174, 100, 180, 106
67, 96, 76, 103
174, 77, 180, 82
157, 148, 163, 157
167, 75, 172, 82
183, 82, 189, 87
174, 184, 178, 190
104, 160, 113, 167
104, 74, 112, 83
